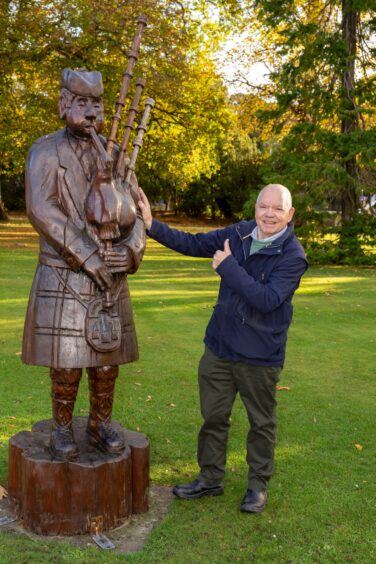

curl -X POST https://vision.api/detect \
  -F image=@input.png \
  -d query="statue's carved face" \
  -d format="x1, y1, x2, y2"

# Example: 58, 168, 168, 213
63, 94, 104, 139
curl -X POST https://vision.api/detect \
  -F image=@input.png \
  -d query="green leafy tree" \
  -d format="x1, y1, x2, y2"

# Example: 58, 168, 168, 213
247, 0, 376, 225
0, 0, 231, 210
178, 103, 264, 220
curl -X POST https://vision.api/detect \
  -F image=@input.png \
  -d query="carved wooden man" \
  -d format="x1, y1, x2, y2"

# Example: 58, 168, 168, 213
22, 69, 145, 460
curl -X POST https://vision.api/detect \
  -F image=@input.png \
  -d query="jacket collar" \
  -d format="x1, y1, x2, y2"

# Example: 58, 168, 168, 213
236, 220, 295, 257
237, 219, 294, 243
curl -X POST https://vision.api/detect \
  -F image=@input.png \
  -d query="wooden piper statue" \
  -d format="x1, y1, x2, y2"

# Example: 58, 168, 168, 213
22, 17, 154, 461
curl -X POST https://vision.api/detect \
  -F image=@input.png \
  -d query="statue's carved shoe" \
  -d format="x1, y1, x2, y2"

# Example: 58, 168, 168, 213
50, 424, 79, 460
86, 422, 125, 454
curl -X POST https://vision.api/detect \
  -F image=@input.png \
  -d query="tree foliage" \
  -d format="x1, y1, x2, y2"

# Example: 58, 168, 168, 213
1, 0, 375, 263
179, 128, 262, 218
0, 0, 231, 207
245, 0, 376, 221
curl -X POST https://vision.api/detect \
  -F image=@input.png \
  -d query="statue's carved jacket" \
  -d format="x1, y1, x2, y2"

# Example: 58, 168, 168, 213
22, 128, 145, 369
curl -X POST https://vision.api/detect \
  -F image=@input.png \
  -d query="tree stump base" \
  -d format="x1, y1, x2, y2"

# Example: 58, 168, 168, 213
7, 417, 149, 535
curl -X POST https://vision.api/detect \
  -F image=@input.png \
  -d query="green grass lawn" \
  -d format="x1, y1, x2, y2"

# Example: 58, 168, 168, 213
0, 215, 375, 563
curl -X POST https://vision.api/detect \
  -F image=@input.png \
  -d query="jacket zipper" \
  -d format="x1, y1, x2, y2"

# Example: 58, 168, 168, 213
236, 225, 283, 259
236, 225, 247, 261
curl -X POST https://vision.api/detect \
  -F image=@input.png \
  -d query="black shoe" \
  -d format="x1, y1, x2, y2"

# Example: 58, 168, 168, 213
86, 422, 125, 454
173, 478, 224, 500
50, 424, 79, 460
240, 489, 267, 513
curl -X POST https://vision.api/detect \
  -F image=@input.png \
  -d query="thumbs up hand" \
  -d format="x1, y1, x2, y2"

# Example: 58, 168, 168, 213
212, 239, 232, 270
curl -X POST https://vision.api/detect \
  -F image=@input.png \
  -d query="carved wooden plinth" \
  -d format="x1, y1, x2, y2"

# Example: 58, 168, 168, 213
7, 417, 149, 535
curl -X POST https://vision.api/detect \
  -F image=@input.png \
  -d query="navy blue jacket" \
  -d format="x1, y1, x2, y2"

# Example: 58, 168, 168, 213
148, 219, 308, 366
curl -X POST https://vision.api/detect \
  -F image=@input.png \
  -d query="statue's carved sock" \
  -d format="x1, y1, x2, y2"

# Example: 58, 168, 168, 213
86, 366, 125, 454
50, 368, 82, 460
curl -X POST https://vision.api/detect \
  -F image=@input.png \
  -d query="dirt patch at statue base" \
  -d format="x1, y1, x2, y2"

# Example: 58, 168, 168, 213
0, 484, 173, 554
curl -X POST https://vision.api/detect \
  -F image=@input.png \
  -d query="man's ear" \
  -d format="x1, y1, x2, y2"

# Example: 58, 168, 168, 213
58, 99, 66, 120
288, 207, 295, 222
58, 89, 71, 120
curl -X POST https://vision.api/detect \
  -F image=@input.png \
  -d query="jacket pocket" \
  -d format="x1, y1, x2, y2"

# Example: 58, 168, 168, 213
235, 300, 292, 336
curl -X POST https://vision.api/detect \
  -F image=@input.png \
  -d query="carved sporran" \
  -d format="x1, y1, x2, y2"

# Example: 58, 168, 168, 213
85, 297, 122, 353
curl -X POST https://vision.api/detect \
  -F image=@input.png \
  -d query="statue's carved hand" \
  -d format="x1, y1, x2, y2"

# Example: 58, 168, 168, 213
84, 253, 113, 290
103, 248, 134, 273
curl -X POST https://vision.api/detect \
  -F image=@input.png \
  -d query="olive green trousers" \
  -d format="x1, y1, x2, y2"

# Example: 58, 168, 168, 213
197, 346, 281, 491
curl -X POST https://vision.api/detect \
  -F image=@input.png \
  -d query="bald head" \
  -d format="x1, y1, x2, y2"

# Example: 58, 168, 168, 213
255, 184, 295, 240
256, 184, 292, 209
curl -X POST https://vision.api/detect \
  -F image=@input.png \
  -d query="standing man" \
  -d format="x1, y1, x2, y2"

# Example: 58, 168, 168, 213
138, 184, 307, 513
22, 69, 145, 460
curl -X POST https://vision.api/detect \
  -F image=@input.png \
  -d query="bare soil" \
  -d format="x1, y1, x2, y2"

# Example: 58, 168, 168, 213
0, 484, 173, 554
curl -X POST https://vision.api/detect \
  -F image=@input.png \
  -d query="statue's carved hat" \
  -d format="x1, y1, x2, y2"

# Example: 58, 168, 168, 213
61, 68, 104, 98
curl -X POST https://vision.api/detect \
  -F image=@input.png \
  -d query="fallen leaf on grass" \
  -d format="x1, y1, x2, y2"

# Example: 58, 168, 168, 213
7, 415, 16, 419
15, 352, 22, 356
168, 403, 176, 408
145, 395, 152, 402
354, 443, 363, 451
0, 485, 8, 499
134, 382, 142, 386
276, 386, 291, 391
313, 417, 317, 424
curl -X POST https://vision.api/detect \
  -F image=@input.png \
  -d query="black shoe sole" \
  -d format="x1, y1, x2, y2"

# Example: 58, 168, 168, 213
173, 486, 224, 500
240, 503, 266, 513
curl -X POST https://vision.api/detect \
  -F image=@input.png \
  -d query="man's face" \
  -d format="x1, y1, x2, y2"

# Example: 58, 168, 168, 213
64, 95, 104, 139
255, 187, 295, 240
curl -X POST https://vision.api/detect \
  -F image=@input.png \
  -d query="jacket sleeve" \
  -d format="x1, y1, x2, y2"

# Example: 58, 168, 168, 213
25, 141, 98, 270
147, 218, 234, 258
216, 253, 308, 314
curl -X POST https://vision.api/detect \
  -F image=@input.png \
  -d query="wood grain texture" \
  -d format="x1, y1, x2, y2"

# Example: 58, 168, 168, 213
8, 417, 149, 535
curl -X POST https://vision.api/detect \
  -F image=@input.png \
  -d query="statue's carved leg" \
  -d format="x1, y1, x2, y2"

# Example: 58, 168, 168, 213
86, 366, 125, 454
50, 368, 82, 460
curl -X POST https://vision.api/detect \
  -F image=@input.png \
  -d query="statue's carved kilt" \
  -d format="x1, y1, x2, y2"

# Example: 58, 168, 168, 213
22, 264, 138, 369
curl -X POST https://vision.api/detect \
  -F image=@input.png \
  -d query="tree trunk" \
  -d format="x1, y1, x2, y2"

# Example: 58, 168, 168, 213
210, 184, 215, 221
340, 1, 358, 222
0, 179, 8, 221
